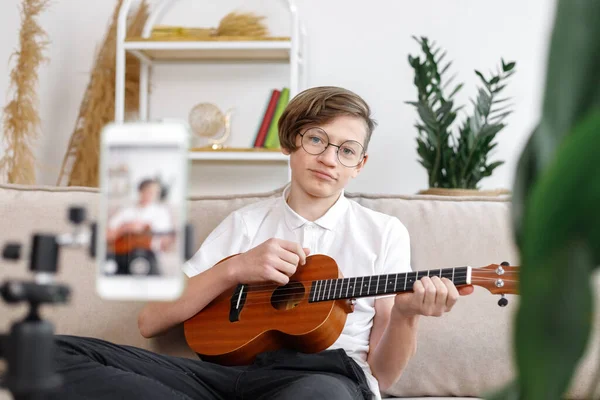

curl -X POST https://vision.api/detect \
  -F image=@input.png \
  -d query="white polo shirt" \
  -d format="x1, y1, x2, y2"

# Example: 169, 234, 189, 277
108, 204, 173, 252
108, 204, 173, 234
183, 185, 412, 398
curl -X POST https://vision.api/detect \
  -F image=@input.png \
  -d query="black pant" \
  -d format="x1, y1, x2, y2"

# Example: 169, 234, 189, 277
48, 335, 374, 400
108, 250, 159, 276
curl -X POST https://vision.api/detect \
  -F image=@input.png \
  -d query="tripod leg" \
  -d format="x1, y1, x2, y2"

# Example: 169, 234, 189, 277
5, 319, 62, 399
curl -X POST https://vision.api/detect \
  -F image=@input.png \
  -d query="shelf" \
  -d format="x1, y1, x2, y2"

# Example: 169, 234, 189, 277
188, 148, 289, 162
124, 39, 292, 62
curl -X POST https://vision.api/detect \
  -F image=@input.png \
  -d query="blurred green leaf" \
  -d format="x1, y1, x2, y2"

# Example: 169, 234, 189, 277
486, 3, 600, 394
515, 110, 600, 399
512, 0, 600, 242
495, 4, 600, 398
486, 380, 521, 400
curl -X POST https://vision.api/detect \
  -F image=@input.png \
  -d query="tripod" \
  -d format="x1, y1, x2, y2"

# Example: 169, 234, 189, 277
1, 206, 195, 400
0, 206, 91, 400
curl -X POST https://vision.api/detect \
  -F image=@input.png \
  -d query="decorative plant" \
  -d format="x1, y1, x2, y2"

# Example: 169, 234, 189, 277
406, 37, 516, 190
0, 0, 50, 184
56, 0, 149, 187
488, 0, 600, 399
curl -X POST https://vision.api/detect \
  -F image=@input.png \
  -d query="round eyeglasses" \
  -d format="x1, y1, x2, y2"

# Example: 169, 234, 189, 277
298, 128, 365, 168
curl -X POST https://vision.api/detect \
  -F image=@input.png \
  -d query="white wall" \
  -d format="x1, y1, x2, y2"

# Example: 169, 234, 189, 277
0, 0, 556, 196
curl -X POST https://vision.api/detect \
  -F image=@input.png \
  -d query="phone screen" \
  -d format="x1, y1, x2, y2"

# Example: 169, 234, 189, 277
101, 143, 185, 279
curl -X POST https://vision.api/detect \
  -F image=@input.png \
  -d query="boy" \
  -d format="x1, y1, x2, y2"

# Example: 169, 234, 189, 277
106, 178, 174, 275
51, 86, 473, 400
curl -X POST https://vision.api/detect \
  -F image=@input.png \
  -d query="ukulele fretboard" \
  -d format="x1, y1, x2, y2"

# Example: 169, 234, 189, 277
308, 267, 471, 303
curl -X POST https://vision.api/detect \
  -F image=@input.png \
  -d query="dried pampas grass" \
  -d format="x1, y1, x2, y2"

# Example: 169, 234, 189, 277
151, 26, 215, 40
150, 11, 270, 40
57, 0, 149, 187
216, 12, 269, 37
0, 0, 50, 184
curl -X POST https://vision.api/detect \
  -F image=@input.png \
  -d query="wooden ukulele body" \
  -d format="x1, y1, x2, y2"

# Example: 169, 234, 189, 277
183, 254, 354, 366
109, 224, 153, 255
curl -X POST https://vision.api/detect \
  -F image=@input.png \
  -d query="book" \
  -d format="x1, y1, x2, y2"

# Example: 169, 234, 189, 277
253, 89, 281, 148
264, 87, 290, 149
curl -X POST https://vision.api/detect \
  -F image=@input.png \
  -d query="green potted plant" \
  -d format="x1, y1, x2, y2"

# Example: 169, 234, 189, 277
406, 36, 516, 196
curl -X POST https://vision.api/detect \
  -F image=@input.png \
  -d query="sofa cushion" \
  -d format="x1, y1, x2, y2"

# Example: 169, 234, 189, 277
1, 183, 598, 399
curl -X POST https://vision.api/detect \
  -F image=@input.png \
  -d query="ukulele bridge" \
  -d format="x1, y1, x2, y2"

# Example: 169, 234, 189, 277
229, 284, 247, 322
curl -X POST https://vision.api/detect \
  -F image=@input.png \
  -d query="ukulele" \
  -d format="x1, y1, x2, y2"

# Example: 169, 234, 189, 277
109, 224, 175, 255
183, 254, 519, 366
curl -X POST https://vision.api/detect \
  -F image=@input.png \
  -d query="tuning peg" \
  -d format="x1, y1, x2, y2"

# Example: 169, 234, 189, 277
500, 261, 510, 266
498, 294, 508, 307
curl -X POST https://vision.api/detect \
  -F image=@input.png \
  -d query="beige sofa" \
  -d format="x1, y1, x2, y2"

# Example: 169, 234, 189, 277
1, 182, 598, 400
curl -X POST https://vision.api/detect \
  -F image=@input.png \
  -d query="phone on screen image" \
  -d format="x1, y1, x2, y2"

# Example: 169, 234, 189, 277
96, 121, 189, 301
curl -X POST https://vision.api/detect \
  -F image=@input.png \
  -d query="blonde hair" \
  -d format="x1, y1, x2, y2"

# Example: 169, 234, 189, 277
278, 86, 376, 153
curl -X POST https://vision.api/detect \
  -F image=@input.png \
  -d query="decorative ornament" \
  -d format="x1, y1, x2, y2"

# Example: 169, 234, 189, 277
188, 103, 233, 150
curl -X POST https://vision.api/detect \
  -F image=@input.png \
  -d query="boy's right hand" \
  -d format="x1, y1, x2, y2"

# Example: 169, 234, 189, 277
231, 238, 310, 285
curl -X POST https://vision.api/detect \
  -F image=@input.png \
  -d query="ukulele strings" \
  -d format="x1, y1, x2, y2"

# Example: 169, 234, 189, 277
239, 275, 518, 306
242, 272, 514, 293
241, 271, 470, 305
243, 278, 519, 306
242, 269, 517, 291
246, 273, 470, 294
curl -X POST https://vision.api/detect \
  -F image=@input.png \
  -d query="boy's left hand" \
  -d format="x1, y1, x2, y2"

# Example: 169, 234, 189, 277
393, 277, 474, 318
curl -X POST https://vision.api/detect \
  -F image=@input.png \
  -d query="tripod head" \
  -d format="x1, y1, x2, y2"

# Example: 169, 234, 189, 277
1, 206, 90, 399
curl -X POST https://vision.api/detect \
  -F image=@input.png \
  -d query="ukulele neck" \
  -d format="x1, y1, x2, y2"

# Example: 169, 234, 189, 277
308, 267, 472, 303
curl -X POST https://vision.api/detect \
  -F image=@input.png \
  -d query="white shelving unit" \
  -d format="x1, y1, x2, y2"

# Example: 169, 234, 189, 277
123, 40, 294, 62
187, 150, 289, 162
115, 0, 306, 166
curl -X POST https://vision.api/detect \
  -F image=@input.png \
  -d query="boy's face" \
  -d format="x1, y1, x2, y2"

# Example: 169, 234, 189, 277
283, 115, 368, 200
139, 183, 160, 206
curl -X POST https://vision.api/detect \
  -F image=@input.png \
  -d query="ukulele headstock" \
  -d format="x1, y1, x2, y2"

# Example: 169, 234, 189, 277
471, 261, 519, 306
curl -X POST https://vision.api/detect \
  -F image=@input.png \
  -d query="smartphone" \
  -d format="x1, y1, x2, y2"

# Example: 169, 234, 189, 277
96, 121, 189, 301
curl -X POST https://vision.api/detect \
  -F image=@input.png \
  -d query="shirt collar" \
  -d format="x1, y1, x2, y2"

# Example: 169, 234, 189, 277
281, 184, 349, 231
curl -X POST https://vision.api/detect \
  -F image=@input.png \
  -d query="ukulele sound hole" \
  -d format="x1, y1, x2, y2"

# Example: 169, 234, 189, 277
271, 282, 305, 311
